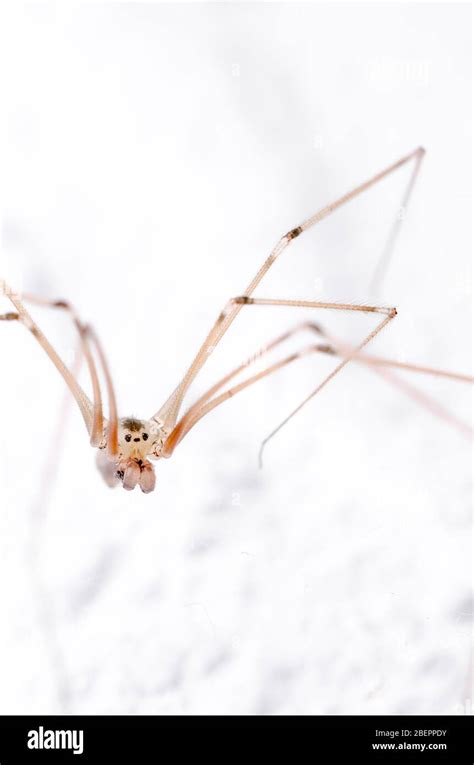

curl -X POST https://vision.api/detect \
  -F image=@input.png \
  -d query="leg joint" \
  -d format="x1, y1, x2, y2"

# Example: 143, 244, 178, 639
286, 226, 303, 241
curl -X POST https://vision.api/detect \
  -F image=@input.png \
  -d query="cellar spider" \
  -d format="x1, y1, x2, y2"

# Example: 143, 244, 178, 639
1, 147, 472, 493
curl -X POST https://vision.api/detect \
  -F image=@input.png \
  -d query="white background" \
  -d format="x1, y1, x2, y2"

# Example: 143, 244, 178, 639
0, 2, 472, 714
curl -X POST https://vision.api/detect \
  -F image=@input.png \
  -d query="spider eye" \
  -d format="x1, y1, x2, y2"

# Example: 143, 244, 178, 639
125, 434, 132, 442
142, 433, 149, 441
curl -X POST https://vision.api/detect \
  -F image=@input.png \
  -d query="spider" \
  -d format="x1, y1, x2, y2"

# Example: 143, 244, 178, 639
1, 147, 472, 493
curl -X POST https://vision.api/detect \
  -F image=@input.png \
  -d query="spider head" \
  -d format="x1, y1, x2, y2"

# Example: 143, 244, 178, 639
113, 417, 164, 493
118, 417, 156, 461
97, 417, 166, 493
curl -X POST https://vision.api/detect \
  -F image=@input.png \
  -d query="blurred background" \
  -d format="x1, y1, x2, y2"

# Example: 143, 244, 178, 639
0, 2, 471, 714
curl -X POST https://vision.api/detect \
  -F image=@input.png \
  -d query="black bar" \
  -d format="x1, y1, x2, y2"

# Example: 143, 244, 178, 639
0, 715, 472, 762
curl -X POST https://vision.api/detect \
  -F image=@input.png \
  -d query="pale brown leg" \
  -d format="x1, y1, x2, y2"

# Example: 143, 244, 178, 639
162, 298, 397, 457
154, 147, 425, 430
162, 343, 324, 457
84, 325, 119, 457
1, 282, 119, 456
370, 147, 425, 295
162, 328, 472, 461
1, 280, 94, 434
318, 341, 474, 384
180, 320, 325, 420
21, 291, 119, 458
20, 292, 105, 444
258, 340, 473, 465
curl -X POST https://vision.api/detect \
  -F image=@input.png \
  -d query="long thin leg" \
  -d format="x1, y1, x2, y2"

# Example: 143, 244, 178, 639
179, 320, 325, 420
78, 323, 119, 456
162, 329, 472, 459
163, 344, 322, 456
162, 297, 397, 455
186, 295, 472, 456
1, 279, 93, 433
318, 344, 474, 384
173, 319, 473, 443
259, 339, 474, 465
154, 147, 425, 429
22, 291, 119, 458
370, 147, 425, 295
20, 292, 104, 444
1, 282, 119, 457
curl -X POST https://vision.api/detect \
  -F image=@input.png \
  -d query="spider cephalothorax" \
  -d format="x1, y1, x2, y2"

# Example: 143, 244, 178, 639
97, 417, 167, 493
118, 417, 154, 459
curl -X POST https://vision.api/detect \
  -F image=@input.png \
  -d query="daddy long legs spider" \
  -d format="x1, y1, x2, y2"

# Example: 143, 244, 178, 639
1, 147, 472, 493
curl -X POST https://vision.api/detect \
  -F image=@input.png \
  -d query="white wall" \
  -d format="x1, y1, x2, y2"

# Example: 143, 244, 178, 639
0, 2, 471, 714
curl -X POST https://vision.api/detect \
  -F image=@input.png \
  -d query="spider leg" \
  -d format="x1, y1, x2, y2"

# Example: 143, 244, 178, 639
0, 282, 119, 456
162, 332, 472, 462
162, 342, 327, 457
179, 320, 326, 419
154, 147, 425, 430
259, 335, 473, 466
19, 292, 104, 444
23, 291, 119, 457
1, 279, 93, 433
162, 299, 396, 456
369, 146, 425, 295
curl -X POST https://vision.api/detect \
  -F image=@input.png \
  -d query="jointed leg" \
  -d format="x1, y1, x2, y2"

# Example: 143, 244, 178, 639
22, 291, 119, 457
1, 280, 93, 432
317, 342, 474, 384
20, 293, 111, 448
162, 323, 472, 460
162, 297, 397, 456
154, 147, 425, 429
162, 342, 324, 457
258, 340, 473, 464
179, 320, 325, 418
19, 292, 104, 444
1, 282, 119, 457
